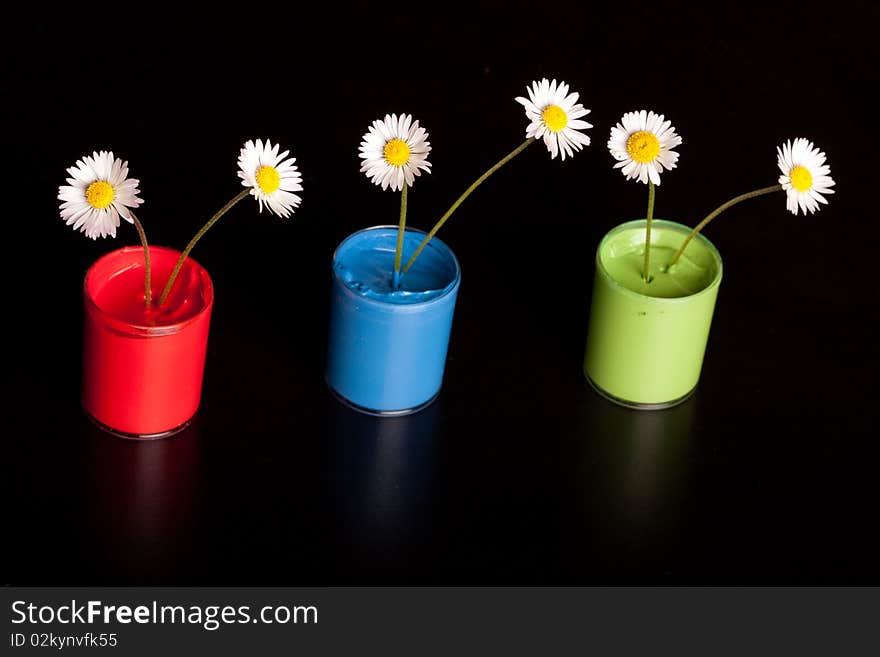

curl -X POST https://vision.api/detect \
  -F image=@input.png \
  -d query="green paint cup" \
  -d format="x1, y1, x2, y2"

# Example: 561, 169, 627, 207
583, 219, 723, 409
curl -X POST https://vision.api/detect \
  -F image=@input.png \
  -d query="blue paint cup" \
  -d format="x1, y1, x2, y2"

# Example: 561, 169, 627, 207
326, 226, 461, 416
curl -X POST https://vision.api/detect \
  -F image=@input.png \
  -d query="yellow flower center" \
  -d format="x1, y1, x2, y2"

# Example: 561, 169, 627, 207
626, 131, 661, 163
542, 105, 568, 132
789, 165, 813, 192
85, 180, 114, 209
255, 165, 281, 194
383, 139, 411, 166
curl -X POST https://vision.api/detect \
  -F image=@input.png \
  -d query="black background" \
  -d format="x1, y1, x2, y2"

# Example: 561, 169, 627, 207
2, 2, 877, 585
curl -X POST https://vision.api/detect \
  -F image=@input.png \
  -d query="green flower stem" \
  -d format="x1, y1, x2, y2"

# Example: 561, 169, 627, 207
393, 183, 409, 289
643, 181, 656, 282
401, 137, 536, 275
668, 184, 783, 269
158, 188, 250, 306
130, 211, 152, 308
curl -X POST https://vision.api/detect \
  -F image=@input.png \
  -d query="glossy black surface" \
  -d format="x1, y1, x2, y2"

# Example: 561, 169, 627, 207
3, 2, 877, 584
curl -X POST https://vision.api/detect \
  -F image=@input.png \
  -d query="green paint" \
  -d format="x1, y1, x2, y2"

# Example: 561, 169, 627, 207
583, 219, 723, 408
601, 233, 717, 298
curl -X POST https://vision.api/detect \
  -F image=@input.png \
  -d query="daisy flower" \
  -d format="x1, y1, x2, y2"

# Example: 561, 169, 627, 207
58, 151, 143, 240
608, 110, 682, 185
515, 78, 592, 160
238, 139, 303, 218
777, 138, 835, 215
359, 113, 432, 192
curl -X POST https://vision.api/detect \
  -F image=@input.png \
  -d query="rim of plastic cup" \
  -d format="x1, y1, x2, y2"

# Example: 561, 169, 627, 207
83, 245, 214, 337
595, 219, 724, 304
331, 225, 462, 307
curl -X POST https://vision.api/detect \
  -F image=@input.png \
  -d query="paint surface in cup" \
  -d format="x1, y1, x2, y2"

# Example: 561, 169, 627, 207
601, 229, 718, 298
334, 228, 458, 304
88, 252, 211, 326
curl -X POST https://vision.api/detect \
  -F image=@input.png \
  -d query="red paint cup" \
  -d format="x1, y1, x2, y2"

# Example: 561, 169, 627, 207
82, 246, 214, 439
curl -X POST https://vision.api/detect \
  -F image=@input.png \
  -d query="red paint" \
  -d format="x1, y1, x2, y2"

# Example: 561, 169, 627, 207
82, 246, 214, 438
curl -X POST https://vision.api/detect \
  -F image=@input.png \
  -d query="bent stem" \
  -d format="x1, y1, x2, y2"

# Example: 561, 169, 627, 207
643, 181, 656, 282
400, 137, 535, 275
129, 211, 152, 308
158, 188, 250, 306
669, 184, 783, 268
392, 183, 409, 289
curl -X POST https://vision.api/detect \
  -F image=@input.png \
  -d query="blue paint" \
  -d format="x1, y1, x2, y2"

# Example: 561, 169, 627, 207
326, 226, 461, 415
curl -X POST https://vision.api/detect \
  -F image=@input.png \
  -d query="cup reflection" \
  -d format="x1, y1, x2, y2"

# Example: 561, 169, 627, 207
580, 391, 696, 541
330, 396, 439, 552
82, 417, 202, 582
